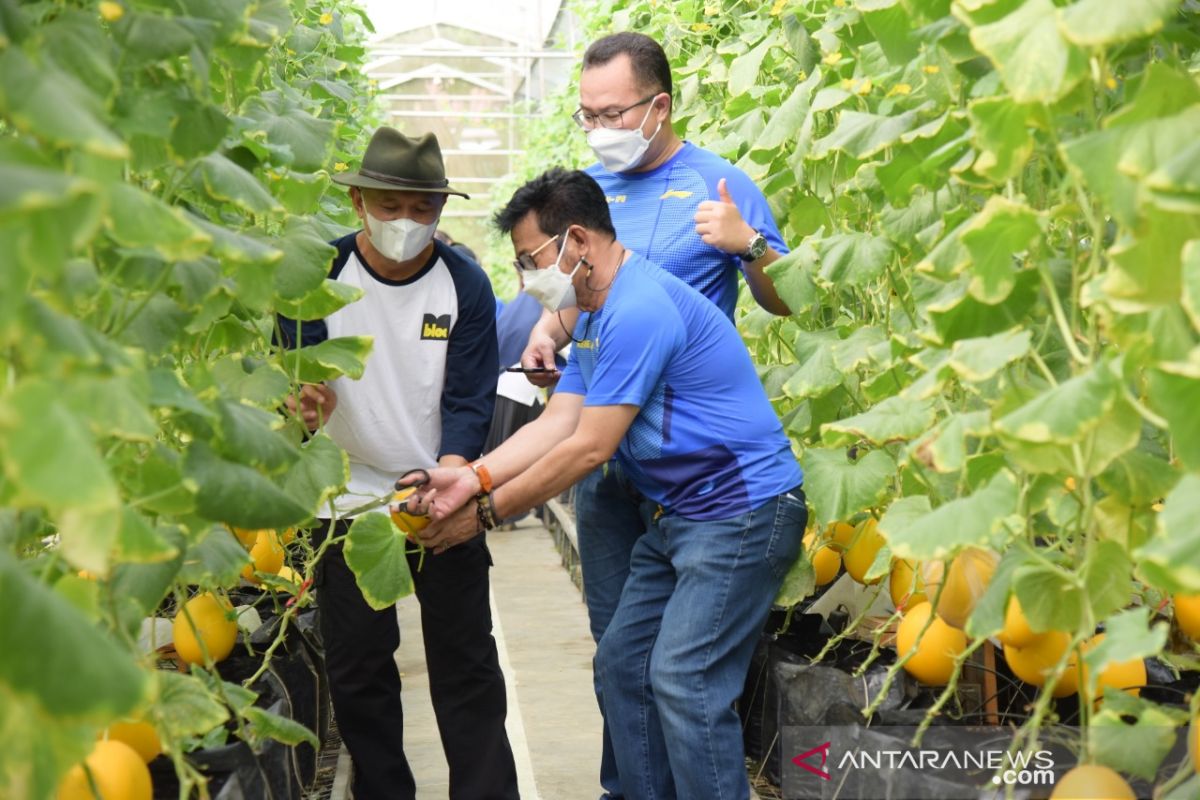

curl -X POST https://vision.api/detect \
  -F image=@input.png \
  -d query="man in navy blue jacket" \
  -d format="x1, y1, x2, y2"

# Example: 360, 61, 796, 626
280, 127, 514, 800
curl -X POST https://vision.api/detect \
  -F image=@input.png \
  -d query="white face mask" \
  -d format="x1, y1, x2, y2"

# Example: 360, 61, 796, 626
365, 212, 437, 262
586, 101, 662, 173
522, 236, 583, 313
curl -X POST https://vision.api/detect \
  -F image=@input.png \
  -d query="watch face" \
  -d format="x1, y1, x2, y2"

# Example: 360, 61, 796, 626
745, 232, 768, 261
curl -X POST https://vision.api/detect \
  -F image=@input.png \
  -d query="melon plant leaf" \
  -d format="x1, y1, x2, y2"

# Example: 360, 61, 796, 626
774, 552, 816, 607
192, 153, 282, 216
968, 96, 1033, 183
815, 233, 895, 288
1083, 540, 1134, 623
282, 434, 350, 518
344, 512, 415, 610
1088, 689, 1183, 781
960, 197, 1042, 303
0, 48, 128, 158
799, 447, 896, 527
811, 108, 920, 160
1013, 563, 1086, 633
244, 706, 318, 748
822, 395, 937, 446
281, 336, 374, 383
968, 0, 1088, 103
0, 551, 147, 719
276, 279, 364, 322
1137, 473, 1200, 592
182, 441, 311, 529
156, 671, 231, 739
946, 328, 1032, 382
1082, 607, 1166, 694
1146, 363, 1200, 472
881, 469, 1019, 560
1058, 0, 1183, 47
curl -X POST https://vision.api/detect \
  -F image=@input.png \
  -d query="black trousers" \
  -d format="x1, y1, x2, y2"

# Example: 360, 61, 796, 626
314, 520, 520, 800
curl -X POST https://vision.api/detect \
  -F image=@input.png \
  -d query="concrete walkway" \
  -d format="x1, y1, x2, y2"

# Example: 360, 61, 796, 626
395, 518, 603, 799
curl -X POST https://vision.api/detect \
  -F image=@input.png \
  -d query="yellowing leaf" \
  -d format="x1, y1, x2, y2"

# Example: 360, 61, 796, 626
692, 22, 712, 32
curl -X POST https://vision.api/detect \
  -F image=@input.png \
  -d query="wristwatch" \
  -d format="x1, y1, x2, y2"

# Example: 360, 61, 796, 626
739, 230, 769, 262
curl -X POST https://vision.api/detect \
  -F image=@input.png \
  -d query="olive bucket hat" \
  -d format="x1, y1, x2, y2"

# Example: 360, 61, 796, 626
332, 127, 470, 199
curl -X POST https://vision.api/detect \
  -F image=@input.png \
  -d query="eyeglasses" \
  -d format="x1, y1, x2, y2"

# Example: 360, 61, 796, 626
513, 234, 560, 272
571, 94, 659, 130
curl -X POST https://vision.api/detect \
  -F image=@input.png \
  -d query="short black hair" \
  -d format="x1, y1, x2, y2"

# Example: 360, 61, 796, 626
583, 32, 672, 99
493, 168, 617, 240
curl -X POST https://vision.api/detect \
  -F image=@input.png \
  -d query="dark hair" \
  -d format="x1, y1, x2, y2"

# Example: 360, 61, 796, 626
493, 168, 617, 240
583, 32, 672, 99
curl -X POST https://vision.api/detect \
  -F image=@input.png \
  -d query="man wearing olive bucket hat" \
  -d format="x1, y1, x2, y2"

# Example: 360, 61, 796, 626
279, 128, 515, 799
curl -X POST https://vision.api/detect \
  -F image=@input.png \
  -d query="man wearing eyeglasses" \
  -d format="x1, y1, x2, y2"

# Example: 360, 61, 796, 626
518, 31, 793, 800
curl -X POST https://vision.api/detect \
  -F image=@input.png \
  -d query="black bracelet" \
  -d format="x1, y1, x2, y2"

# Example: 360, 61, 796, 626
475, 493, 499, 531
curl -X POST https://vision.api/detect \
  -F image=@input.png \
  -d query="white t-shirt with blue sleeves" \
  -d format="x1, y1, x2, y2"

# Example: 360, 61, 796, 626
556, 253, 801, 520
585, 141, 788, 320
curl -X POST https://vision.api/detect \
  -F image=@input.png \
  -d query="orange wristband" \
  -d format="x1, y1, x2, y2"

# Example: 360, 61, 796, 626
470, 460, 493, 494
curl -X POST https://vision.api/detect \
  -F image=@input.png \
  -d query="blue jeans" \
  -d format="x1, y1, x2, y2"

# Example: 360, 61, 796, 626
576, 463, 658, 799
594, 488, 807, 800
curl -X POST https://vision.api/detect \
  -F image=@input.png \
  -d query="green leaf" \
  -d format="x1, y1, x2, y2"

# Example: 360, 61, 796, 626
281, 336, 373, 383
1147, 363, 1200, 471
946, 328, 1032, 382
0, 550, 147, 718
0, 381, 121, 568
994, 361, 1122, 445
344, 513, 415, 610
117, 294, 192, 357
880, 469, 1019, 560
728, 35, 774, 97
273, 219, 336, 301
148, 368, 214, 418
968, 96, 1034, 183
106, 183, 212, 261
754, 69, 822, 151
183, 441, 312, 529
282, 433, 349, 516
178, 525, 251, 587
965, 548, 1031, 639
1084, 540, 1134, 623
1103, 209, 1200, 312
214, 400, 300, 472
926, 269, 1041, 345
244, 706, 319, 747
822, 395, 937, 446
969, 0, 1088, 103
1082, 607, 1166, 693
192, 153, 282, 216
1182, 241, 1200, 333
1013, 563, 1085, 633
117, 509, 180, 564
1058, 0, 1182, 47
170, 102, 231, 160
111, 10, 199, 63
111, 527, 186, 616
276, 279, 364, 321
1089, 690, 1184, 782
62, 375, 157, 443
210, 358, 291, 408
960, 197, 1042, 303
799, 447, 897, 527
194, 217, 283, 267
1097, 450, 1179, 507
0, 48, 128, 158
774, 552, 816, 607
1137, 473, 1200, 592
242, 91, 336, 172
273, 168, 330, 214
912, 410, 991, 473
0, 164, 104, 277
156, 671, 230, 739
811, 108, 920, 160
815, 233, 895, 287
859, 0, 920, 63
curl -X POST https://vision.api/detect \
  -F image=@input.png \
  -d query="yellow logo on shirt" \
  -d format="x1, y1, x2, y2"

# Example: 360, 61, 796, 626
606, 195, 628, 204
660, 189, 695, 200
576, 339, 594, 350
421, 313, 450, 340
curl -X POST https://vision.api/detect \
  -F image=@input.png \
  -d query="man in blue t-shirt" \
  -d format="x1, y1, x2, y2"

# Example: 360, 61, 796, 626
519, 32, 794, 799
402, 169, 807, 800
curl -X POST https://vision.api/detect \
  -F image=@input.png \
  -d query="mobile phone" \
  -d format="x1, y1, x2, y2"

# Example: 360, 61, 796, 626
505, 366, 556, 373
